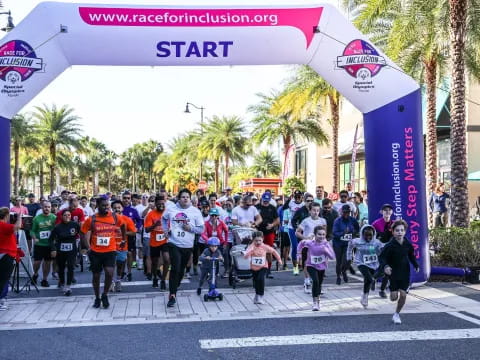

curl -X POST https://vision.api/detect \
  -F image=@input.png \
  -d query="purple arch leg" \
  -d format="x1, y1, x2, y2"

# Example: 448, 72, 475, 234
0, 116, 11, 207
363, 89, 429, 283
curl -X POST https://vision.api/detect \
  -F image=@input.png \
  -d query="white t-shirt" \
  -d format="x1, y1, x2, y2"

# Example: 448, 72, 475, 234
333, 201, 357, 215
288, 201, 304, 226
135, 204, 147, 217
82, 205, 95, 218
231, 205, 260, 226
165, 200, 176, 210
298, 217, 327, 239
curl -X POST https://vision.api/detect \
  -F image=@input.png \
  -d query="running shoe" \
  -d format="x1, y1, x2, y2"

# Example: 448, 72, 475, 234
167, 296, 176, 307
392, 312, 402, 324
51, 272, 58, 280
257, 295, 265, 305
342, 272, 349, 283
336, 277, 341, 285
127, 273, 132, 282
304, 283, 311, 294
115, 280, 122, 292
40, 280, 50, 287
64, 287, 72, 297
57, 282, 63, 289
152, 278, 159, 288
266, 270, 274, 279
184, 272, 191, 279
293, 266, 299, 276
0, 299, 7, 311
379, 290, 387, 298
253, 294, 259, 304
160, 280, 166, 291
312, 301, 319, 311
132, 261, 137, 268
93, 297, 101, 308
146, 273, 152, 281
360, 294, 368, 308
197, 288, 201, 295
101, 294, 110, 309
137, 260, 143, 270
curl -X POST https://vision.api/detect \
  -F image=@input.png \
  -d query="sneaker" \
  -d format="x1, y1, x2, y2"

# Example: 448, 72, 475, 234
266, 270, 274, 279
253, 294, 259, 304
293, 266, 299, 276
392, 312, 402, 324
360, 294, 368, 308
51, 272, 58, 280
137, 260, 143, 270
342, 272, 349, 283
64, 287, 72, 297
40, 280, 50, 287
115, 280, 122, 292
184, 272, 191, 279
93, 297, 101, 308
109, 282, 116, 293
160, 280, 166, 291
221, 273, 229, 279
379, 290, 387, 298
257, 295, 265, 305
127, 273, 132, 282
57, 282, 63, 289
146, 273, 152, 281
0, 299, 7, 311
167, 296, 176, 307
312, 301, 319, 311
132, 261, 137, 268
152, 278, 159, 288
32, 273, 38, 284
336, 277, 341, 285
101, 294, 110, 309
197, 287, 202, 295
304, 283, 311, 294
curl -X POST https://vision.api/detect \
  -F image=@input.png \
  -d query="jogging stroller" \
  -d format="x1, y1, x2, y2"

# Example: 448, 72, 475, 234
228, 227, 256, 289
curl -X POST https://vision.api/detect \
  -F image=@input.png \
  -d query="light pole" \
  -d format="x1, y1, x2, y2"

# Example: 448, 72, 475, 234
0, 10, 15, 32
184, 102, 205, 181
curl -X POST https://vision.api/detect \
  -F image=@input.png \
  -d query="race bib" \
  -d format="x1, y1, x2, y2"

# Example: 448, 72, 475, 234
251, 256, 266, 266
96, 237, 110, 247
363, 254, 378, 264
341, 233, 353, 241
39, 231, 51, 239
311, 255, 326, 265
155, 233, 166, 242
60, 243, 73, 252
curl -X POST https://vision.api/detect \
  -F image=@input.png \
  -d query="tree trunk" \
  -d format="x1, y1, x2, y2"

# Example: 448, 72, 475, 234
425, 59, 438, 228
329, 92, 340, 191
49, 143, 56, 195
214, 159, 220, 193
13, 142, 19, 195
39, 162, 44, 198
108, 168, 112, 192
449, 0, 469, 227
94, 171, 99, 194
224, 153, 230, 187
282, 135, 292, 179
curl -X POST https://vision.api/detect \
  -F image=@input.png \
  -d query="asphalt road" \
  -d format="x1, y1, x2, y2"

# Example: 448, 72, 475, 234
1, 312, 478, 360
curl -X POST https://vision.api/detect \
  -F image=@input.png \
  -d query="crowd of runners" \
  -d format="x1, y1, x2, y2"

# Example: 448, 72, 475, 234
0, 184, 419, 324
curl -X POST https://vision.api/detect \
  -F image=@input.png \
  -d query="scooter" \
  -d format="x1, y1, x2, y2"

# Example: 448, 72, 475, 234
204, 257, 224, 302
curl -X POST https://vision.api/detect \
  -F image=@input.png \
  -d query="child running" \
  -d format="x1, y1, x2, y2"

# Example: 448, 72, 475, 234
378, 219, 419, 324
347, 224, 384, 308
297, 226, 335, 311
243, 231, 282, 304
197, 237, 224, 295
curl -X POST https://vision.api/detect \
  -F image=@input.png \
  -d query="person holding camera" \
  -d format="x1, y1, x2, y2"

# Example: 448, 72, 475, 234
0, 207, 22, 310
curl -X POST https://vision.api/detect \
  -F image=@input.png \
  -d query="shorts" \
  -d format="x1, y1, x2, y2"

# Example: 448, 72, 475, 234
127, 235, 136, 252
135, 233, 143, 248
263, 232, 275, 247
150, 244, 169, 258
88, 250, 116, 273
280, 232, 290, 247
389, 278, 410, 292
33, 245, 52, 261
142, 237, 150, 257
116, 250, 128, 263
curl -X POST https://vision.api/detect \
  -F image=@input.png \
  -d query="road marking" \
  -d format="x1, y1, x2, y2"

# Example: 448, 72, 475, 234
199, 328, 480, 349
448, 311, 480, 326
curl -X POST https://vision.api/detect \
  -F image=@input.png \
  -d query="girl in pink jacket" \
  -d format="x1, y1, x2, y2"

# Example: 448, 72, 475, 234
297, 226, 335, 311
244, 231, 282, 304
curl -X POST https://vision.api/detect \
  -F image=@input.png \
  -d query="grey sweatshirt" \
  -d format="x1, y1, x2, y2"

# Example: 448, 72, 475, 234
346, 224, 384, 269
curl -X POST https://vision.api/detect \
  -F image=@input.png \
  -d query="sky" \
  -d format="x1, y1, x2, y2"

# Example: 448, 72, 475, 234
1, 0, 342, 154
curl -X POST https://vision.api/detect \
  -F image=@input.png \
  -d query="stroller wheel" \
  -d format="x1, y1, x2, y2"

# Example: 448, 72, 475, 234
218, 293, 223, 301
204, 294, 208, 302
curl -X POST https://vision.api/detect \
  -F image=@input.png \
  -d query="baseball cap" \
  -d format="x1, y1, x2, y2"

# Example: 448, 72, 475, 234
293, 190, 303, 197
224, 187, 232, 191
252, 195, 258, 200
381, 203, 393, 210
209, 208, 220, 216
27, 193, 35, 198
200, 199, 209, 207
341, 204, 351, 212
261, 193, 272, 201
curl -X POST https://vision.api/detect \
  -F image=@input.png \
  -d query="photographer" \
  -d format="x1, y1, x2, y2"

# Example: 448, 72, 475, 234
0, 207, 22, 310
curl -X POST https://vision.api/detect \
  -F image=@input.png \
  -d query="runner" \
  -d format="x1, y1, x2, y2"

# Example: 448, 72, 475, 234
295, 202, 327, 293
10, 196, 28, 216
55, 195, 85, 225
208, 193, 227, 218
243, 231, 282, 304
25, 193, 41, 217
134, 194, 149, 271
162, 189, 204, 307
232, 194, 262, 228
278, 203, 291, 270
353, 192, 369, 225
141, 195, 155, 280
297, 226, 335, 311
332, 204, 360, 285
31, 201, 57, 287
80, 196, 95, 218
372, 203, 395, 298
255, 192, 279, 279
81, 196, 127, 308
320, 198, 339, 241
378, 219, 419, 324
144, 195, 169, 290
111, 200, 137, 292
197, 237, 224, 295
327, 186, 339, 201
347, 224, 383, 308
287, 190, 304, 275
121, 191, 142, 281
314, 185, 328, 205
49, 209, 81, 296
333, 190, 357, 216
220, 198, 235, 277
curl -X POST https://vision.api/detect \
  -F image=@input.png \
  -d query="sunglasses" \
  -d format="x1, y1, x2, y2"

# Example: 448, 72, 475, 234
305, 199, 313, 202
123, 197, 131, 200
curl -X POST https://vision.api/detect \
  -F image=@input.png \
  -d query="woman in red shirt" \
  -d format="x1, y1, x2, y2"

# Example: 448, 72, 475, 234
0, 207, 22, 310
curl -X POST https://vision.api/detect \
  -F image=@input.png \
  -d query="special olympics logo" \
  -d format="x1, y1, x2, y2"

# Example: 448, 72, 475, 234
173, 212, 189, 224
337, 39, 386, 79
0, 40, 44, 84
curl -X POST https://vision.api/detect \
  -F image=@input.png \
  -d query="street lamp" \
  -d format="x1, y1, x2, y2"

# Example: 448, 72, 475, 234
184, 102, 205, 181
0, 10, 14, 32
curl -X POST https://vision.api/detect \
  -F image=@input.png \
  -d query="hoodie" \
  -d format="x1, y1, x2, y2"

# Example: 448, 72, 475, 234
347, 224, 384, 270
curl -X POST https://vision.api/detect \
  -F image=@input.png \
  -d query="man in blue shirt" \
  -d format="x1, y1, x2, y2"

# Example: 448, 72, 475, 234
333, 204, 359, 285
122, 191, 143, 281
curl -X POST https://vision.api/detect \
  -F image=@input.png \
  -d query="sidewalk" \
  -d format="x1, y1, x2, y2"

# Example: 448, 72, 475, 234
1, 282, 480, 331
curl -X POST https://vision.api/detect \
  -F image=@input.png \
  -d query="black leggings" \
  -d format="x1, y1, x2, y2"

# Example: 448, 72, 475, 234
333, 245, 348, 276
57, 250, 76, 286
0, 255, 14, 297
252, 268, 267, 296
358, 265, 375, 294
223, 243, 232, 273
168, 244, 192, 296
381, 275, 390, 291
306, 267, 325, 298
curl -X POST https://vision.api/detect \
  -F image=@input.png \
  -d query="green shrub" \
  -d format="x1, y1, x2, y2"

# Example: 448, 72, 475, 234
429, 227, 480, 268
282, 176, 305, 196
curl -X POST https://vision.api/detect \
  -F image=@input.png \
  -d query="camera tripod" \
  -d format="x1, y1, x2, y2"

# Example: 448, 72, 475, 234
10, 255, 39, 294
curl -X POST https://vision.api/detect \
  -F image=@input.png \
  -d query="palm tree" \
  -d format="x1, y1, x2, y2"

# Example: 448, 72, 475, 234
249, 89, 329, 183
252, 150, 281, 177
11, 114, 35, 195
201, 116, 249, 187
33, 104, 82, 195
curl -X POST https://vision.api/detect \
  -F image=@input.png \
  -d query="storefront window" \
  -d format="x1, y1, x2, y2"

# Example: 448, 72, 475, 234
295, 149, 307, 184
340, 159, 366, 192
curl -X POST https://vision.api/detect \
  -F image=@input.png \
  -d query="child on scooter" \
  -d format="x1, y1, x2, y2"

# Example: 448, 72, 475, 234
197, 237, 224, 295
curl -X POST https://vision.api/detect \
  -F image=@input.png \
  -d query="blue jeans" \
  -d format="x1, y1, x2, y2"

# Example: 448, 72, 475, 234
288, 228, 298, 262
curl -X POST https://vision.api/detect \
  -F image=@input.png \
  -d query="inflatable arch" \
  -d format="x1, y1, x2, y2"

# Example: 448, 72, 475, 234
0, 2, 429, 282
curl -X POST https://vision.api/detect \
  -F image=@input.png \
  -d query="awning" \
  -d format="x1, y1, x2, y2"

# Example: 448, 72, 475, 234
468, 171, 480, 181
421, 78, 450, 134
